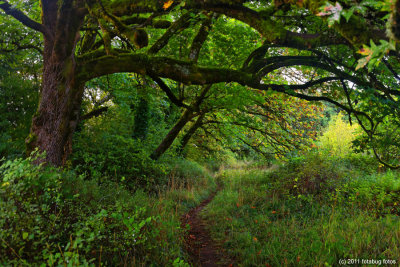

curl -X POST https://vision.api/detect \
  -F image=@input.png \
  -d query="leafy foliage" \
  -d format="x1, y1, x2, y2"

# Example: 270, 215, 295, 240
0, 54, 39, 159
203, 155, 396, 266
3, 0, 400, 265
318, 112, 360, 158
73, 105, 170, 190
0, 152, 214, 265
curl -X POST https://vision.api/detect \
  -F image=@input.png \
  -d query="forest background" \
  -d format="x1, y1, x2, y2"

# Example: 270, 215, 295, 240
2, 0, 400, 266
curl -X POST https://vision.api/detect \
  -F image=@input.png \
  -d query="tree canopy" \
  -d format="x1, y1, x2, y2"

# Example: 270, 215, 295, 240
4, 1, 400, 265
1, 0, 400, 166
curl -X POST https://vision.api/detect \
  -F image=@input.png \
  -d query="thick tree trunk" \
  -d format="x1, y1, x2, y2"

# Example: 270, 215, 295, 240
151, 109, 196, 160
26, 55, 85, 166
26, 1, 86, 166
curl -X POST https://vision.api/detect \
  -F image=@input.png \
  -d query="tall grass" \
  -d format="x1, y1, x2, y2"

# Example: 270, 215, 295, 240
202, 158, 400, 266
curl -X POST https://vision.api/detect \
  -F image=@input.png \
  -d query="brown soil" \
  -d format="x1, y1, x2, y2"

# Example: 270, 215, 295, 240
181, 186, 233, 267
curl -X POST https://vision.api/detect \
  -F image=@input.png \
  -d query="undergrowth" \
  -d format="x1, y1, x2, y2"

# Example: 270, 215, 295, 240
202, 152, 400, 266
0, 152, 216, 266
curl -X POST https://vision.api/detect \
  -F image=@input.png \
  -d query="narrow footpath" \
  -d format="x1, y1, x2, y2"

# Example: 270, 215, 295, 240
181, 186, 233, 267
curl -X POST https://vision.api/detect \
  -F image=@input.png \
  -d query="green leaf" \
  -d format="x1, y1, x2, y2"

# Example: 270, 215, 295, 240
22, 232, 28, 240
370, 39, 376, 50
388, 40, 396, 51
342, 9, 354, 22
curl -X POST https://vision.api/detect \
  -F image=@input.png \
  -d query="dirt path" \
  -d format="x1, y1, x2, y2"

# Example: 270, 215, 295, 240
181, 186, 233, 267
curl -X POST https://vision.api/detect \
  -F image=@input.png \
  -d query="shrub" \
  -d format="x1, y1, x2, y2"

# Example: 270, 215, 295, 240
270, 148, 379, 198
268, 151, 345, 197
318, 112, 360, 158
73, 132, 168, 190
336, 170, 400, 215
0, 153, 187, 266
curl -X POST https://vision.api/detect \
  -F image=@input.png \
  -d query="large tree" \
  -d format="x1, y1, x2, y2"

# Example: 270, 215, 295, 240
1, 0, 399, 166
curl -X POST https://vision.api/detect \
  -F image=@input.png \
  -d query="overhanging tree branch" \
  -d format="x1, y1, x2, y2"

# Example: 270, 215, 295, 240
78, 52, 368, 104
188, 13, 215, 62
122, 16, 172, 29
78, 50, 385, 153
178, 113, 205, 154
186, 2, 347, 48
266, 77, 340, 91
148, 12, 192, 54
149, 74, 190, 108
0, 43, 43, 54
77, 52, 253, 84
0, 1, 50, 37
238, 137, 275, 158
383, 59, 400, 82
281, 91, 375, 134
80, 106, 108, 121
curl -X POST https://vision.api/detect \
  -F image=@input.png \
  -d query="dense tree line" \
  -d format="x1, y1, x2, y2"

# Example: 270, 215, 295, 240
0, 0, 400, 167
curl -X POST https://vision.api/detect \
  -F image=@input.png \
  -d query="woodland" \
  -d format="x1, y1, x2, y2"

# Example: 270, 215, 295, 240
1, 0, 400, 266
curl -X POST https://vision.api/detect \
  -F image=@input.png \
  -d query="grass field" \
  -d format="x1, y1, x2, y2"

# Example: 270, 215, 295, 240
202, 156, 400, 266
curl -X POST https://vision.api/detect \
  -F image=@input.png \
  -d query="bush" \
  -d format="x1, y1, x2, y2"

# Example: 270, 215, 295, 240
73, 132, 168, 190
0, 153, 188, 266
336, 170, 400, 216
269, 148, 380, 198
318, 112, 359, 158
268, 151, 345, 197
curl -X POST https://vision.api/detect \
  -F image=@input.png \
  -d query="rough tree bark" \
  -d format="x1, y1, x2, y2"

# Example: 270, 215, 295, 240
25, 1, 87, 166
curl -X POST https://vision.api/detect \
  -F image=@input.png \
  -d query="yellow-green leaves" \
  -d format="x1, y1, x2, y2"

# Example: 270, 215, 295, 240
22, 232, 28, 240
318, 112, 359, 157
356, 40, 396, 71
